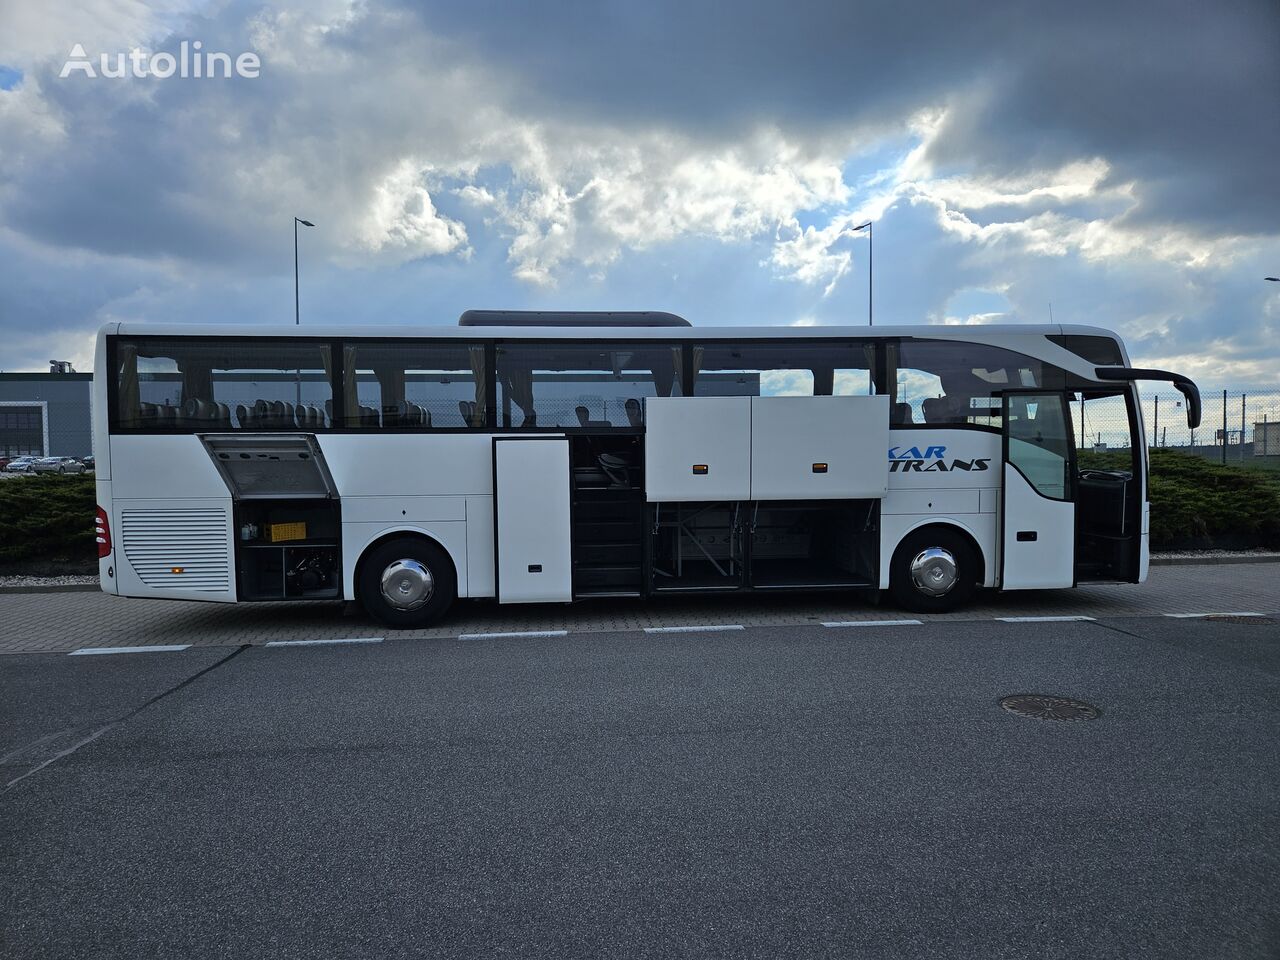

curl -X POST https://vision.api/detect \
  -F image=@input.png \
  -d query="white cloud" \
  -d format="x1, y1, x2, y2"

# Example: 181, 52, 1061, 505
352, 160, 469, 260
0, 0, 206, 66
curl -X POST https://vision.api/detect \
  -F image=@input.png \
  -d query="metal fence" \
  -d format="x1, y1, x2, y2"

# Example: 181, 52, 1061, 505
1074, 389, 1280, 464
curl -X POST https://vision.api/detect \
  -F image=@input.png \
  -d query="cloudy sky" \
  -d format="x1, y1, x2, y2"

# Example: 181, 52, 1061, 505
0, 0, 1278, 386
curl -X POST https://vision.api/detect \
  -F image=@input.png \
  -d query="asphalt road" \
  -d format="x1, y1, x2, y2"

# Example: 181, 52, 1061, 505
3, 615, 1279, 959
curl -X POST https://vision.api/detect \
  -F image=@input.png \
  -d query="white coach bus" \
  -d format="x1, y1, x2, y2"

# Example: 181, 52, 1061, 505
91, 312, 1201, 626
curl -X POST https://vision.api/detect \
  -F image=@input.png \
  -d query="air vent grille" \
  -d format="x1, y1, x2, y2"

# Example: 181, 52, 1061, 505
121, 508, 231, 592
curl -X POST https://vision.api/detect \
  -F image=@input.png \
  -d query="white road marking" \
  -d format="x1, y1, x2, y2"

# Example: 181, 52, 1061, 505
264, 637, 383, 647
822, 619, 923, 628
457, 630, 569, 640
1165, 612, 1266, 619
643, 624, 745, 634
996, 615, 1096, 622
68, 645, 191, 656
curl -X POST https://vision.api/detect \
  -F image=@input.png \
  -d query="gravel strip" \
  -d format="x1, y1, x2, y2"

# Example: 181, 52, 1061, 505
0, 575, 100, 588
1152, 549, 1280, 561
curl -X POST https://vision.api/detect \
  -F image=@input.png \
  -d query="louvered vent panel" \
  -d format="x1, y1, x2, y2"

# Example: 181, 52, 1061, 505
121, 508, 231, 591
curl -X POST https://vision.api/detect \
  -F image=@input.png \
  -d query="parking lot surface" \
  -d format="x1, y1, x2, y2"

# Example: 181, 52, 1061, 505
2, 567, 1279, 958
1, 562, 1278, 655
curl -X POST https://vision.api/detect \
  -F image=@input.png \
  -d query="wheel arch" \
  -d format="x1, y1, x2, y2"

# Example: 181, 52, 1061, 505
882, 518, 989, 590
348, 526, 463, 602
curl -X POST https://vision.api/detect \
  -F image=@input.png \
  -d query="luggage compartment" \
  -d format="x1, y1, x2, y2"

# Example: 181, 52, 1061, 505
650, 499, 877, 592
234, 499, 342, 601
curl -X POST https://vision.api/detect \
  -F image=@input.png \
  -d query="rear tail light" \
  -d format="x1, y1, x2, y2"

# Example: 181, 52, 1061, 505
95, 506, 111, 559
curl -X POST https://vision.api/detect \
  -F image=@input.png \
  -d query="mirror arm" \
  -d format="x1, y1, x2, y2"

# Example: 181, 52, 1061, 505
1094, 367, 1201, 429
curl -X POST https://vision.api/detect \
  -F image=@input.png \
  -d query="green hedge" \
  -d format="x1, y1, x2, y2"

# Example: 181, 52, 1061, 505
1146, 449, 1280, 547
1, 451, 1278, 569
0, 474, 97, 566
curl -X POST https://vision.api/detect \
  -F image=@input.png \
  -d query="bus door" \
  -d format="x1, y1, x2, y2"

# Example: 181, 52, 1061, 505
1000, 391, 1076, 590
494, 437, 573, 603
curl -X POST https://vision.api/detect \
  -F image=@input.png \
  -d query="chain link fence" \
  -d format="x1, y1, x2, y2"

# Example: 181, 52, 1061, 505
1074, 389, 1280, 466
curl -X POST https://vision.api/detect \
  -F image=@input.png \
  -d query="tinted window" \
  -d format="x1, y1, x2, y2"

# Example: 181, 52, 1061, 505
692, 342, 875, 397
115, 339, 335, 431
495, 343, 680, 428
891, 339, 1062, 429
342, 342, 488, 429
1047, 334, 1124, 366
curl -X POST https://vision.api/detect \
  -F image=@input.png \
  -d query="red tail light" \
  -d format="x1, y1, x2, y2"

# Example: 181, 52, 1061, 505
95, 506, 111, 559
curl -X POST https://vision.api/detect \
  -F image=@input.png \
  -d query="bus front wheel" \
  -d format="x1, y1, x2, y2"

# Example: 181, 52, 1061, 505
888, 527, 978, 614
358, 537, 456, 629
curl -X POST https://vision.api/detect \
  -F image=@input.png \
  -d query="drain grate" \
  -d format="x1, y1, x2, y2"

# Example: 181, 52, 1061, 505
1203, 614, 1276, 625
1000, 694, 1101, 721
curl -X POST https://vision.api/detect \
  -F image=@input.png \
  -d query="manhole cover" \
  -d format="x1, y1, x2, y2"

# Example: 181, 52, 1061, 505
1000, 694, 1101, 721
1203, 614, 1276, 625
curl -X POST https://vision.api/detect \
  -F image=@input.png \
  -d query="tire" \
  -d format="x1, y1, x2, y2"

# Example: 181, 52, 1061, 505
57, 467, 65, 474
357, 536, 456, 629
888, 527, 979, 613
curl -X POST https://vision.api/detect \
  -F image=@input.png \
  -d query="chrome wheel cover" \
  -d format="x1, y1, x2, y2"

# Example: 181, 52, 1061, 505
910, 547, 958, 597
380, 559, 435, 611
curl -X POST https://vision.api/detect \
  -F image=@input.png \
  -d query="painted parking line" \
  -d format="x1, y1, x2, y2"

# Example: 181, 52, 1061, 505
822, 619, 923, 628
68, 644, 192, 656
643, 624, 745, 634
457, 630, 569, 640
1165, 612, 1266, 619
264, 637, 383, 647
995, 615, 1096, 623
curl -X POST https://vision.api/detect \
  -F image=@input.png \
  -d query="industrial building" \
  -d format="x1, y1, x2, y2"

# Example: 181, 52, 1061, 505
0, 370, 93, 459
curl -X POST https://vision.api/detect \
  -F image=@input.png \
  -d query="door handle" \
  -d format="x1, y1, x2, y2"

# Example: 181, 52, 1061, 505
1016, 531, 1038, 542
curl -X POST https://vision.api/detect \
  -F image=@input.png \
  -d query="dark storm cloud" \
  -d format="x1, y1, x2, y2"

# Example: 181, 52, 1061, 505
405, 0, 1280, 234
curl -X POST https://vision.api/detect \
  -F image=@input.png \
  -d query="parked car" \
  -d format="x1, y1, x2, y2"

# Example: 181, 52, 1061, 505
0, 457, 10, 471
3, 456, 39, 473
80, 455, 95, 471
32, 456, 86, 475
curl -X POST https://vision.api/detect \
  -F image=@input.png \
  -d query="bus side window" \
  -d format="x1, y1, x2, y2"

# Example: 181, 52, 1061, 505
893, 339, 1060, 430
691, 342, 874, 398
495, 343, 680, 429
115, 339, 335, 432
341, 343, 488, 429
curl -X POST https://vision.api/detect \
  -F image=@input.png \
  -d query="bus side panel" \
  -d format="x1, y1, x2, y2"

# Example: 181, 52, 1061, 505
109, 435, 237, 603
317, 434, 493, 497
465, 496, 495, 599
111, 434, 230, 499
880, 429, 1001, 589
96, 478, 118, 595
1139, 501, 1151, 583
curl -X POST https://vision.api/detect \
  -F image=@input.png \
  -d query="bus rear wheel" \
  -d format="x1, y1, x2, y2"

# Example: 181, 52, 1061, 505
888, 527, 978, 614
358, 537, 455, 629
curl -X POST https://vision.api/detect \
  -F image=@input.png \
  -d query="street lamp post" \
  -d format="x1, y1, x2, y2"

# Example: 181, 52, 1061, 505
293, 217, 315, 407
854, 221, 873, 326
294, 217, 314, 325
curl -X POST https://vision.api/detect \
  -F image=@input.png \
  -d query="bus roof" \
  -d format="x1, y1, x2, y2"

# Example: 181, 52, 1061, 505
104, 321, 1120, 342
